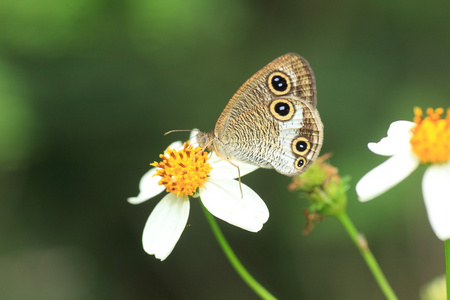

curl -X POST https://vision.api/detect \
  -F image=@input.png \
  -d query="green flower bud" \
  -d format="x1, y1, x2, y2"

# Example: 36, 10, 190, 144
289, 154, 350, 233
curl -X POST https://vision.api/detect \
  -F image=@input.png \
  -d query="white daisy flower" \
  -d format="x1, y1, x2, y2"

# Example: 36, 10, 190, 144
356, 108, 450, 240
128, 131, 269, 261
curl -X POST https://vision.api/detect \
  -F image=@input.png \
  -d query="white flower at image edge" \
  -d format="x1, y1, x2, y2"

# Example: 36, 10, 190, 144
356, 112, 450, 241
128, 130, 269, 260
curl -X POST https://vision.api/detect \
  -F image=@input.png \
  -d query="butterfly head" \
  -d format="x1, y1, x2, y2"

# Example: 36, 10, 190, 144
195, 130, 215, 151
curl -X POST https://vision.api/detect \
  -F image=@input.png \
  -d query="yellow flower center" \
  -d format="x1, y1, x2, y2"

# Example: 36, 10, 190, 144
410, 107, 450, 164
151, 142, 212, 196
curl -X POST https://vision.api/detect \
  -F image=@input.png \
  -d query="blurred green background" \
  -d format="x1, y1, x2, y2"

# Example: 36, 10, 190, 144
1, 0, 449, 299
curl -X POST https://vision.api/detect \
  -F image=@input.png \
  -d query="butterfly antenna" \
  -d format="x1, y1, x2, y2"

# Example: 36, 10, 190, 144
164, 129, 192, 136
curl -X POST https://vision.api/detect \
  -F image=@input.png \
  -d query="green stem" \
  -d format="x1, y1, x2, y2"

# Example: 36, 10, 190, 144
445, 240, 450, 300
336, 211, 398, 300
201, 202, 277, 300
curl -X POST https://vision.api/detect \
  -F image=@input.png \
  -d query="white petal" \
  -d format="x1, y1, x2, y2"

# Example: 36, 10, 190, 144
422, 162, 450, 240
368, 121, 415, 156
168, 141, 183, 151
128, 167, 165, 204
128, 141, 183, 205
209, 155, 259, 179
199, 178, 269, 232
142, 193, 190, 260
189, 129, 200, 145
386, 120, 415, 137
356, 151, 420, 201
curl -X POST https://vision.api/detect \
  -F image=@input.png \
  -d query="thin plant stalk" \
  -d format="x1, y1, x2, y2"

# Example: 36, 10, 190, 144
336, 211, 398, 300
201, 201, 277, 300
445, 239, 450, 300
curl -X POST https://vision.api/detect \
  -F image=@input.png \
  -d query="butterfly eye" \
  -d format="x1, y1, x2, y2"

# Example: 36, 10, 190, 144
295, 157, 306, 170
269, 99, 295, 121
292, 137, 311, 155
268, 71, 291, 96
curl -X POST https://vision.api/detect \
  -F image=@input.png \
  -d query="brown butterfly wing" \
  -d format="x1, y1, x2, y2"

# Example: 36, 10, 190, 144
211, 53, 322, 176
214, 53, 317, 138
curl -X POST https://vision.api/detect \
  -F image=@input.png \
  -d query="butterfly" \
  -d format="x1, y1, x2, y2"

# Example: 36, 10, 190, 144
196, 53, 323, 176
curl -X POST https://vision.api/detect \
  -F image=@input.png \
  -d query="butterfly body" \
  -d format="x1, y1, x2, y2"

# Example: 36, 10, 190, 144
197, 53, 323, 176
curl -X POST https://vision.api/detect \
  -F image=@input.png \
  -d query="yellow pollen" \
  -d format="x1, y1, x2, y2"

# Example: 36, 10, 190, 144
410, 107, 450, 164
151, 142, 212, 196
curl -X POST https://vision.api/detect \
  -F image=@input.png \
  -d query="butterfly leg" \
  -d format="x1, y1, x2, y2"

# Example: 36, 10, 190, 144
224, 160, 243, 199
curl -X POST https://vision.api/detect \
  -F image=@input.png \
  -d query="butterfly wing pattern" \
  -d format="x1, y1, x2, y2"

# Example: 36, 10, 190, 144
201, 53, 323, 176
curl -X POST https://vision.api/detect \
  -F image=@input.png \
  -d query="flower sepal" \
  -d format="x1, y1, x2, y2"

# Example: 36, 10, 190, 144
289, 154, 349, 219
